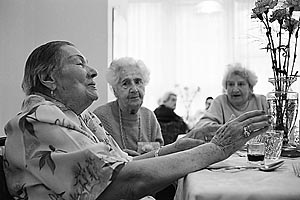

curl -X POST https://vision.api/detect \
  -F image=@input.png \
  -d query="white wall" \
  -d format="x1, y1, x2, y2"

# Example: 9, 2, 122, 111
0, 0, 121, 136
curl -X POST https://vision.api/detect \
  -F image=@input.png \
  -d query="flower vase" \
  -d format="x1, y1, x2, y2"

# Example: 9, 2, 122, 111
266, 76, 299, 147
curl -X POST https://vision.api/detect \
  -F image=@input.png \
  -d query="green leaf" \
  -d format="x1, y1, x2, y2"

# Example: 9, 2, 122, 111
36, 151, 56, 174
39, 154, 47, 170
46, 155, 56, 174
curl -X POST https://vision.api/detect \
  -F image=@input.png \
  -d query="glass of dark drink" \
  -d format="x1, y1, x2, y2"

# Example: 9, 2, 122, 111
247, 142, 265, 164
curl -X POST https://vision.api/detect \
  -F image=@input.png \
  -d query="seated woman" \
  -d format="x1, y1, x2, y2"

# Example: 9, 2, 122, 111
188, 62, 267, 141
154, 91, 189, 145
3, 41, 271, 200
93, 57, 164, 157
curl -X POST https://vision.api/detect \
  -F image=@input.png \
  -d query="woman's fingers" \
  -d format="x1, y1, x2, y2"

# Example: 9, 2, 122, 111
234, 110, 266, 122
246, 120, 270, 133
248, 126, 269, 139
241, 115, 271, 126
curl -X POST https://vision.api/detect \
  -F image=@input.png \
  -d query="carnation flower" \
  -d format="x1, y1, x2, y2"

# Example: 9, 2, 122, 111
252, 0, 299, 91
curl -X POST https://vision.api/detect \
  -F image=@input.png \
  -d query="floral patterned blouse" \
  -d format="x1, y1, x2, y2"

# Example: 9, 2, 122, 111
3, 94, 132, 200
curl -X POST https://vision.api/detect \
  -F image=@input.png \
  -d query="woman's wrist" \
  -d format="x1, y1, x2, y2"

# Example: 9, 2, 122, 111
154, 143, 175, 157
207, 142, 226, 161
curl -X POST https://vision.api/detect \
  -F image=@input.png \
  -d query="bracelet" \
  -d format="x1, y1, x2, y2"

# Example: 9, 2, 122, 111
154, 147, 161, 157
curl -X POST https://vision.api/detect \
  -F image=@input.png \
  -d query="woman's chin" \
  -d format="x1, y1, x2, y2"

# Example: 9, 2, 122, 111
87, 90, 99, 101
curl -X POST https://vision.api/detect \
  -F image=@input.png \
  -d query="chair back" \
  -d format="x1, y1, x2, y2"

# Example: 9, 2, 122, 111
0, 137, 13, 200
159, 121, 188, 145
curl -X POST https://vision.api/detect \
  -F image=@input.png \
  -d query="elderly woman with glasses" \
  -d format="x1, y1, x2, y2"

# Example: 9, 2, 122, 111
93, 57, 164, 156
4, 42, 271, 200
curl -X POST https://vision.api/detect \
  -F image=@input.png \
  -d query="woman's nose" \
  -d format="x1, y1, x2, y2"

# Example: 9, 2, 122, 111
129, 84, 138, 92
87, 66, 98, 78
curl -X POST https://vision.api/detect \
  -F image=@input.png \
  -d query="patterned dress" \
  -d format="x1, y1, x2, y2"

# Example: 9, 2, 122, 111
3, 94, 132, 200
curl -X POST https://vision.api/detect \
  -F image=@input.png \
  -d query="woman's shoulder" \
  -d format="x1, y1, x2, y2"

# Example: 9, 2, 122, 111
252, 93, 267, 109
20, 94, 67, 115
250, 93, 267, 104
93, 101, 114, 116
211, 94, 227, 104
21, 95, 47, 111
140, 107, 157, 119
140, 106, 153, 114
253, 93, 266, 99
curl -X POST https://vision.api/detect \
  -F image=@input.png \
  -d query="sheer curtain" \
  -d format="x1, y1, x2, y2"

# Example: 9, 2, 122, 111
113, 0, 299, 125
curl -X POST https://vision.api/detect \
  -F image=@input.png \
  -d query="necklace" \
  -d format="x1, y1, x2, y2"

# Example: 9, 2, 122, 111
118, 107, 141, 149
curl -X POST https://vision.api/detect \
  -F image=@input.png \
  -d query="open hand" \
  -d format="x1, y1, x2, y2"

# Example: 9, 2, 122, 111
210, 110, 271, 159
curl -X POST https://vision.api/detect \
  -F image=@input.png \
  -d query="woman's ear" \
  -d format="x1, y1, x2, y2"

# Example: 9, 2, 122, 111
113, 88, 118, 98
38, 73, 56, 91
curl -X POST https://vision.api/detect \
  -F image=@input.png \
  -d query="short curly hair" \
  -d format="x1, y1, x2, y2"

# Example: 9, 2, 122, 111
106, 57, 150, 89
222, 62, 258, 91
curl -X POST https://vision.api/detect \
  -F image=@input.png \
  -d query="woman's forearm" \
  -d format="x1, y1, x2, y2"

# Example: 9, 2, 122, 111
99, 110, 270, 200
133, 138, 205, 160
98, 143, 224, 200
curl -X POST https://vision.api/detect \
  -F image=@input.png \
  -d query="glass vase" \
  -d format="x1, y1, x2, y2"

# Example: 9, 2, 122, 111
266, 76, 299, 147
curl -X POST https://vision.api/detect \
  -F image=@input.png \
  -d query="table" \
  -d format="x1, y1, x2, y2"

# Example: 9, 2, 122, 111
174, 153, 300, 200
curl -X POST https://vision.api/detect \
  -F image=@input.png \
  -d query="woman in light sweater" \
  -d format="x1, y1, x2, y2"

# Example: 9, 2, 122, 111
188, 63, 267, 141
93, 57, 164, 157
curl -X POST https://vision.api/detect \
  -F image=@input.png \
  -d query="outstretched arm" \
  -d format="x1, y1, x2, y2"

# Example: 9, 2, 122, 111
98, 110, 271, 200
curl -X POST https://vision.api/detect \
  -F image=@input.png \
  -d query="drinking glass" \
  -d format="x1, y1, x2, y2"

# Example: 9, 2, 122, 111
262, 130, 284, 160
247, 139, 265, 164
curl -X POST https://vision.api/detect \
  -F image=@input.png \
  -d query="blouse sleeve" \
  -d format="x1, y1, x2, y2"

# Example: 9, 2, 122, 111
4, 102, 129, 200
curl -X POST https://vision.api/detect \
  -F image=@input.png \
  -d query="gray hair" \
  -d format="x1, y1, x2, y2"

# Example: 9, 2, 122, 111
158, 91, 177, 105
222, 63, 258, 91
21, 40, 74, 95
106, 57, 150, 88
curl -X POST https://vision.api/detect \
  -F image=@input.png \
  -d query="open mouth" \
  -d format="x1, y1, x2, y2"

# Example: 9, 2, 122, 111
232, 94, 241, 98
88, 83, 97, 90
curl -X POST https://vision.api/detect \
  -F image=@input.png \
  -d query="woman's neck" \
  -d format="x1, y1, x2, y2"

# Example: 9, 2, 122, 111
117, 101, 139, 115
32, 92, 83, 114
229, 95, 252, 111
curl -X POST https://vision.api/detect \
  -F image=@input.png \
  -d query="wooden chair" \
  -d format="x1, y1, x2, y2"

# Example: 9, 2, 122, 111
0, 137, 13, 200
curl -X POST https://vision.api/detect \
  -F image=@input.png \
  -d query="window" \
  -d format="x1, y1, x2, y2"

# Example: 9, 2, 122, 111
113, 0, 299, 123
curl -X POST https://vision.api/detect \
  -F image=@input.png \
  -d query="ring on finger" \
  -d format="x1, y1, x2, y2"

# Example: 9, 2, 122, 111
243, 125, 251, 138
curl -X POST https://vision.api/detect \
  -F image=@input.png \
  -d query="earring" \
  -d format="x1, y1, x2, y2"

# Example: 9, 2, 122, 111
50, 90, 54, 97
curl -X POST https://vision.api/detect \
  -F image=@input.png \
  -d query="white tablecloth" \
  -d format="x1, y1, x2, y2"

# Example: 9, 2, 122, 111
174, 154, 300, 200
